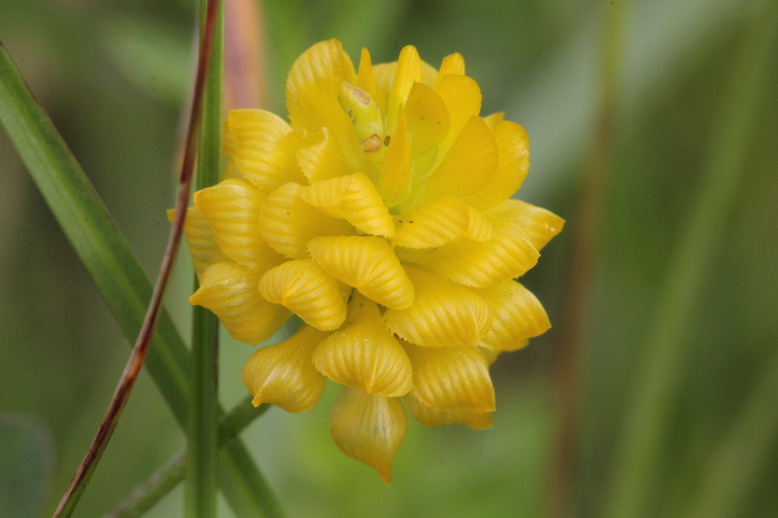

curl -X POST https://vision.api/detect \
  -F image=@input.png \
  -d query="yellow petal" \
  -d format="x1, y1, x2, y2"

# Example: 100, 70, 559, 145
465, 203, 495, 242
298, 85, 365, 173
286, 39, 357, 121
483, 111, 505, 130
226, 109, 304, 190
329, 386, 407, 484
308, 235, 414, 309
405, 393, 493, 429
465, 120, 530, 210
377, 109, 411, 208
420, 60, 438, 86
259, 182, 353, 259
193, 179, 285, 269
477, 346, 502, 366
404, 82, 450, 156
383, 268, 491, 347
410, 224, 540, 287
222, 120, 240, 180
258, 259, 347, 331
285, 40, 363, 172
190, 261, 290, 344
167, 208, 229, 279
416, 116, 497, 206
435, 53, 466, 86
394, 197, 494, 249
313, 296, 412, 396
485, 199, 565, 251
242, 325, 327, 412
404, 343, 496, 413
374, 57, 436, 97
385, 45, 422, 134
473, 280, 550, 351
371, 62, 395, 114
301, 173, 394, 238
291, 127, 352, 183
434, 74, 482, 153
357, 47, 378, 101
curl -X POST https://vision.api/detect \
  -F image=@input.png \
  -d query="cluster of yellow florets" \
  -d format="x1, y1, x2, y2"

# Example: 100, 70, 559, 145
177, 39, 562, 482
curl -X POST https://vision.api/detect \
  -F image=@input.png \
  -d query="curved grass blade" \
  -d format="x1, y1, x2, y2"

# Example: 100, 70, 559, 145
0, 40, 191, 431
0, 31, 282, 518
50, 0, 221, 514
684, 4, 778, 516
602, 1, 778, 516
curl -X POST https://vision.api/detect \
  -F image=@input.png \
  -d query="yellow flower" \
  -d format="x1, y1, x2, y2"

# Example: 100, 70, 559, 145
176, 39, 563, 483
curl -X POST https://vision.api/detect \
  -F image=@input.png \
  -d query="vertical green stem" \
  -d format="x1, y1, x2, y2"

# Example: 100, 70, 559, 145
185, 1, 223, 517
603, 1, 777, 517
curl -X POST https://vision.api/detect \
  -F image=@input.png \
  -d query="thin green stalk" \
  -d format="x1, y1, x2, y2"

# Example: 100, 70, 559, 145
107, 399, 270, 518
186, 1, 223, 517
105, 456, 186, 518
0, 39, 282, 518
187, 306, 219, 517
603, 1, 777, 517
50, 0, 221, 510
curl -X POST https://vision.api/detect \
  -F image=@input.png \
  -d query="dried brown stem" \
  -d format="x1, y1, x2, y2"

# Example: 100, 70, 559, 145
546, 2, 625, 517
52, 2, 220, 516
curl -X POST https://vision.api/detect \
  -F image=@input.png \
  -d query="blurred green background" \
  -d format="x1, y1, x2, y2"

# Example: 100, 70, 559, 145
1, 0, 776, 517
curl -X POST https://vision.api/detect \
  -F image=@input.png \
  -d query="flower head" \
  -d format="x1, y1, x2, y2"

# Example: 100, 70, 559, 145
177, 39, 563, 483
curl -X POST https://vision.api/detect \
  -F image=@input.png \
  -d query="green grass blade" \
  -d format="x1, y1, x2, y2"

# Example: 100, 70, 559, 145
602, 1, 778, 516
186, 1, 223, 517
684, 4, 778, 516
0, 41, 281, 517
0, 42, 191, 428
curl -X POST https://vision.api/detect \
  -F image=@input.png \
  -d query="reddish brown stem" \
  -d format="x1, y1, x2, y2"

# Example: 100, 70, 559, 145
52, 2, 220, 516
546, 2, 624, 515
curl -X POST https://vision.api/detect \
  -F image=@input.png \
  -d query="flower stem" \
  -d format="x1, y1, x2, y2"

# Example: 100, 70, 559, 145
0, 27, 282, 518
185, 1, 223, 518
603, 1, 778, 516
45, 0, 220, 512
